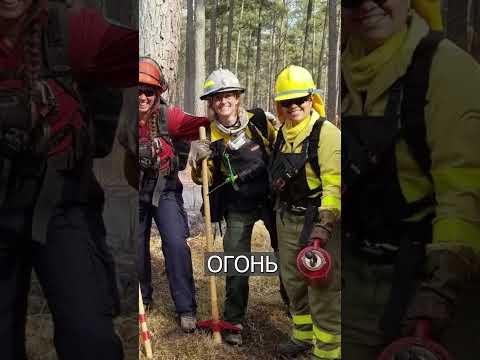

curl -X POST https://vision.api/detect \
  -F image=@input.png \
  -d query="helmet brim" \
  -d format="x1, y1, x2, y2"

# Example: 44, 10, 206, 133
200, 87, 245, 100
273, 91, 312, 102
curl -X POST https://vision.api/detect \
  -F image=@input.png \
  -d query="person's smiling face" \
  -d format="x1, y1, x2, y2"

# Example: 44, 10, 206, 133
343, 0, 409, 50
138, 86, 157, 115
279, 95, 313, 124
210, 91, 240, 126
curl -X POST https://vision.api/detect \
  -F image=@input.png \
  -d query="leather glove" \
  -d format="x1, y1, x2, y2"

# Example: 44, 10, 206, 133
190, 139, 212, 168
139, 140, 154, 170
403, 249, 472, 338
310, 209, 337, 242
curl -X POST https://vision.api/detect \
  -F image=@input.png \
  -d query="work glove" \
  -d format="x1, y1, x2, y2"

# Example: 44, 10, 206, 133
189, 139, 212, 169
139, 140, 154, 170
310, 209, 337, 243
403, 249, 473, 338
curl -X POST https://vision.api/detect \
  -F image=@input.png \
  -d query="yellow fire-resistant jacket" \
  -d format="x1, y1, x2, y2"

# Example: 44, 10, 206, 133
191, 110, 277, 185
278, 110, 341, 219
342, 12, 480, 254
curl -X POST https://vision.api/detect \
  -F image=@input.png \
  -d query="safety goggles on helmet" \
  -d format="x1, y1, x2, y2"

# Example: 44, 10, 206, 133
139, 86, 156, 97
341, 0, 387, 9
279, 95, 311, 108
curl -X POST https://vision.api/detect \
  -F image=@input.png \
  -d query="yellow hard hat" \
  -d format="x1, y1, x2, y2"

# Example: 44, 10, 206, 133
273, 65, 318, 102
412, 0, 443, 31
274, 65, 326, 117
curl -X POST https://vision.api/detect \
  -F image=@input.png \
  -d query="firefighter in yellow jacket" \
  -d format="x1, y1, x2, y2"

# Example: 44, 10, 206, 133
270, 65, 341, 360
342, 0, 480, 359
190, 69, 277, 346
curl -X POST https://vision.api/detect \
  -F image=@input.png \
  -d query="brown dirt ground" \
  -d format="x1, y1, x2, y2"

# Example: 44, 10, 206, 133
139, 222, 311, 360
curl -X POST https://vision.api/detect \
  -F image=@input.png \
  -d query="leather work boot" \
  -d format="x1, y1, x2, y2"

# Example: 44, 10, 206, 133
223, 324, 243, 346
178, 312, 197, 333
276, 338, 311, 358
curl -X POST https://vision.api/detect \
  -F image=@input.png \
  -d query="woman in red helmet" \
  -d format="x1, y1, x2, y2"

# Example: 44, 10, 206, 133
0, 1, 137, 359
137, 56, 209, 332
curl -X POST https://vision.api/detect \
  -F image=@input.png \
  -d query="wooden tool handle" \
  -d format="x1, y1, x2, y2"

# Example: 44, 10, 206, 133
199, 126, 222, 344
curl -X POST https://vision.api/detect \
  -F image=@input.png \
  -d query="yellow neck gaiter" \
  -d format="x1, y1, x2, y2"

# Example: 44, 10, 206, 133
343, 27, 408, 93
282, 112, 319, 152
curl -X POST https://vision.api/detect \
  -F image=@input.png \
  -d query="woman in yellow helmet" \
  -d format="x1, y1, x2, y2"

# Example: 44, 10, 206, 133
270, 65, 341, 360
342, 1, 480, 359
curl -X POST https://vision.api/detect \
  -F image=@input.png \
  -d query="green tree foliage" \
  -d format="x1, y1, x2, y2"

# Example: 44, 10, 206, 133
177, 0, 335, 111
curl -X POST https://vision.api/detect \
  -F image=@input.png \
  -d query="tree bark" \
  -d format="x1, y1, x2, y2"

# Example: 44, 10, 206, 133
244, 30, 253, 105
301, 0, 313, 68
208, 0, 218, 74
218, 16, 226, 68
267, 16, 277, 112
327, 0, 338, 121
316, 6, 328, 87
194, 0, 206, 115
253, 5, 263, 107
234, 0, 245, 74
140, 0, 181, 104
226, 0, 235, 70
184, 0, 195, 112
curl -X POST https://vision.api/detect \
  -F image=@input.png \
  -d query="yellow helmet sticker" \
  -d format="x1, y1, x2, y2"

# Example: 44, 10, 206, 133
204, 79, 215, 90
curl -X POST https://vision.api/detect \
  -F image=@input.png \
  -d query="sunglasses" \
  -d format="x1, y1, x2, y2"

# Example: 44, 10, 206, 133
139, 86, 156, 97
279, 96, 311, 108
341, 0, 387, 9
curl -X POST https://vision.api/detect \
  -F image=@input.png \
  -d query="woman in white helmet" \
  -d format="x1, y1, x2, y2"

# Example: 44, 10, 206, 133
270, 65, 341, 360
342, 0, 480, 358
190, 68, 277, 345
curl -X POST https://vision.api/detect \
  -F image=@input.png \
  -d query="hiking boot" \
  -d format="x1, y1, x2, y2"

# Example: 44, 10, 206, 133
178, 312, 197, 333
276, 338, 311, 357
223, 324, 243, 346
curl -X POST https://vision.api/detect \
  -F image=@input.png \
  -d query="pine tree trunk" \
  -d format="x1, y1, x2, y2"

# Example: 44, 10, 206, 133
268, 16, 277, 112
327, 0, 338, 121
218, 17, 226, 68
140, 0, 181, 104
244, 30, 253, 105
226, 0, 235, 70
234, 0, 245, 74
184, 0, 195, 112
194, 0, 206, 115
208, 0, 218, 73
301, 0, 313, 68
253, 5, 263, 107
274, 3, 286, 82
317, 7, 328, 88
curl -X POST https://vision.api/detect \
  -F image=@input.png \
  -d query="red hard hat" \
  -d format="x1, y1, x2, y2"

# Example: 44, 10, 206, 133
139, 58, 167, 93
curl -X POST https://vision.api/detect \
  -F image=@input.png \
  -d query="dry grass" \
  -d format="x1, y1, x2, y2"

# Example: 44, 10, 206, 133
25, 275, 138, 360
25, 305, 138, 360
140, 222, 310, 360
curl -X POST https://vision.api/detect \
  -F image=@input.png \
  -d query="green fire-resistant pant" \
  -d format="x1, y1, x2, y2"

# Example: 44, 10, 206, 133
222, 209, 260, 325
277, 211, 341, 359
342, 250, 480, 359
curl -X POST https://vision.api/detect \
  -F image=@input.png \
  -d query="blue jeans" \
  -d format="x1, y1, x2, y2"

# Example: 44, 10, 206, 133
138, 189, 196, 314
